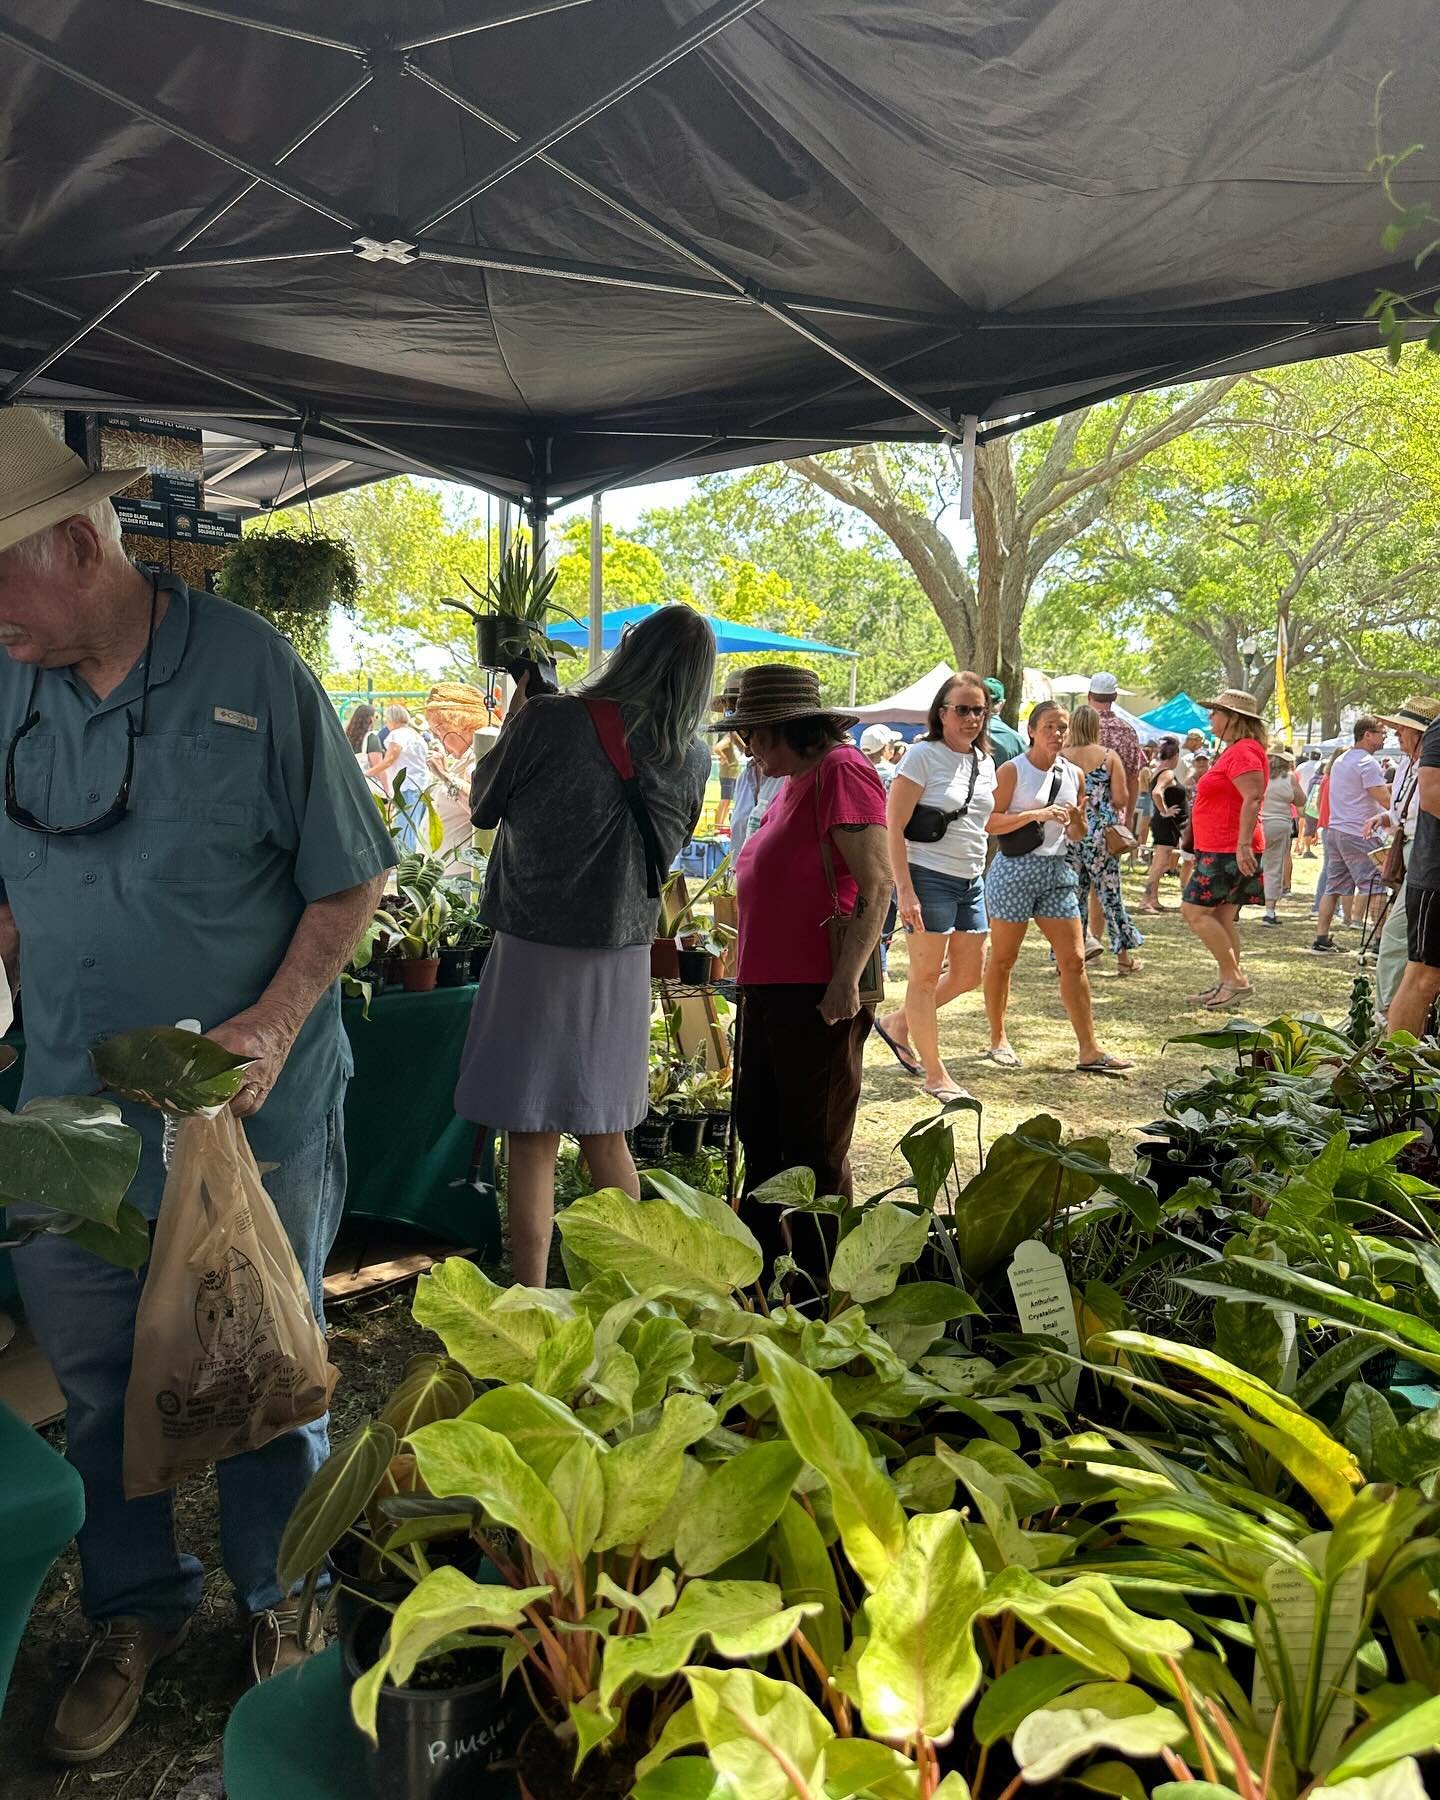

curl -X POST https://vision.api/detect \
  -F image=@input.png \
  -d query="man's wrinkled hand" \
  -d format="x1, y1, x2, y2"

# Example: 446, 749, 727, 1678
207, 1008, 297, 1118
818, 974, 861, 1026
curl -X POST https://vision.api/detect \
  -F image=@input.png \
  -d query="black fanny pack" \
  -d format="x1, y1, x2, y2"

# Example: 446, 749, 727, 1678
998, 768, 1062, 858
902, 751, 979, 844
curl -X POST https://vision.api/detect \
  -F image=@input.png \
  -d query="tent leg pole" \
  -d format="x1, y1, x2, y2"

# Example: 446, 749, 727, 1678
849, 658, 857, 707
589, 492, 604, 670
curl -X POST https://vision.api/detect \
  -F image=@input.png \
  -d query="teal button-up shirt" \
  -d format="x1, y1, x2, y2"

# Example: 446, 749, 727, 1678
0, 572, 396, 1210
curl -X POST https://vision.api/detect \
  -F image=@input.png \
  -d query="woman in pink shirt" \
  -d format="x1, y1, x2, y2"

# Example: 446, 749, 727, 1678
720, 665, 892, 1282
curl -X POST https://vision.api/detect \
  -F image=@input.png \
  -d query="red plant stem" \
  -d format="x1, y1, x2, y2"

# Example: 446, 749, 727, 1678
995, 1774, 1026, 1800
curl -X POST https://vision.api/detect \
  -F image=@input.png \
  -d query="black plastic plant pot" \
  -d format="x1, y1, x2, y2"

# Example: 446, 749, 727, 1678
437, 947, 474, 988
702, 1110, 730, 1150
631, 1115, 671, 1161
469, 940, 493, 982
330, 1533, 485, 1643
475, 613, 527, 669
342, 1609, 520, 1800
668, 1115, 707, 1157
676, 949, 712, 985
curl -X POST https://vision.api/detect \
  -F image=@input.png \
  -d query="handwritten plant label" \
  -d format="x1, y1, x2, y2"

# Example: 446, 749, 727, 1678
1252, 1531, 1364, 1775
1008, 1238, 1081, 1403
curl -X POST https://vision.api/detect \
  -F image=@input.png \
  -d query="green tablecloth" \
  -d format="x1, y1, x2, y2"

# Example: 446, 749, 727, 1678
0, 983, 499, 1310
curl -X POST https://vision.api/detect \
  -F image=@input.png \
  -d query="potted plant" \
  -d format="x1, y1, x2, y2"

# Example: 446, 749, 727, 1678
681, 1064, 731, 1149
438, 891, 487, 987
216, 529, 359, 665
378, 884, 449, 992
664, 1063, 708, 1157
441, 539, 580, 672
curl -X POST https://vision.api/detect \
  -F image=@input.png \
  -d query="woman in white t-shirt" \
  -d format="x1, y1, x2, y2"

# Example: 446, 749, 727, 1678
874, 672, 997, 1102
372, 704, 435, 849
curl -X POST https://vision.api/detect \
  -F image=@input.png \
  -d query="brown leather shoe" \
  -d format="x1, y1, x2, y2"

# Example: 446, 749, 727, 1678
249, 1598, 325, 1684
44, 1615, 190, 1763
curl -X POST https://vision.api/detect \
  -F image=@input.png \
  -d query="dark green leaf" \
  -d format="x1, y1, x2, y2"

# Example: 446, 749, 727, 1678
0, 1095, 141, 1223
91, 1025, 253, 1115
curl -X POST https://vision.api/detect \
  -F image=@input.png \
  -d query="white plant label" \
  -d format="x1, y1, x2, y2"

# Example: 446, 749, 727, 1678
1252, 1531, 1364, 1775
1007, 1238, 1081, 1403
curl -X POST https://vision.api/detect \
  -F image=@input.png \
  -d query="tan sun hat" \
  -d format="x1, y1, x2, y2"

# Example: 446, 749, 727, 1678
706, 663, 857, 731
1197, 687, 1264, 721
1376, 694, 1440, 733
0, 408, 144, 555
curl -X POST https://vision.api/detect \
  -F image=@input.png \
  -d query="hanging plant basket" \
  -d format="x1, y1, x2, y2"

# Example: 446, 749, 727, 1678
215, 529, 359, 666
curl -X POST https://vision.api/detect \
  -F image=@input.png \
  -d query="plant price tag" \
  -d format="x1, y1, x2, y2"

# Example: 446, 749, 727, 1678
1251, 1531, 1363, 1775
1007, 1238, 1081, 1404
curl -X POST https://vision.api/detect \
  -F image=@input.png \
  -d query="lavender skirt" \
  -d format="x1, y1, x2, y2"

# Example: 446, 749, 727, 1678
453, 931, 651, 1135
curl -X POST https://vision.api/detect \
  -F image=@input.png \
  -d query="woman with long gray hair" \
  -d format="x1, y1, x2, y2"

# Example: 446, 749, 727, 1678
454, 605, 716, 1283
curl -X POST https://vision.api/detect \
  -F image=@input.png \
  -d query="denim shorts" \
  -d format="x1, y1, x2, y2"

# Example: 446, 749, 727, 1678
907, 864, 988, 934
984, 851, 1080, 923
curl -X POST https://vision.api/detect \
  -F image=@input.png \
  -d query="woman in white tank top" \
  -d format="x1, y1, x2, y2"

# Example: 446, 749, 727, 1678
981, 702, 1135, 1076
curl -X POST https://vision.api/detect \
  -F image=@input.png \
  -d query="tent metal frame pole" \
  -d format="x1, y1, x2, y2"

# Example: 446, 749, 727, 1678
394, 0, 605, 53
0, 19, 361, 231
207, 445, 269, 484
588, 493, 604, 671
13, 245, 355, 283
1, 70, 371, 402
129, 0, 365, 54
312, 411, 526, 505
412, 0, 768, 235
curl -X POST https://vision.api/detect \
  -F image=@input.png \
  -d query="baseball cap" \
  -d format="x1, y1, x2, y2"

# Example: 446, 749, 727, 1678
860, 724, 901, 753
1088, 672, 1119, 698
982, 677, 1005, 704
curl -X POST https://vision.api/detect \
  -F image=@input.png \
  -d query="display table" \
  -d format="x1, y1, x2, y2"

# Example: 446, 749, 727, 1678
0, 983, 499, 1310
0, 1398, 84, 1715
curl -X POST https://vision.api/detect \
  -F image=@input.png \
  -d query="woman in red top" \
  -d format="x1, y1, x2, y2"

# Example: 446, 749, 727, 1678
721, 665, 891, 1284
1182, 688, 1269, 1010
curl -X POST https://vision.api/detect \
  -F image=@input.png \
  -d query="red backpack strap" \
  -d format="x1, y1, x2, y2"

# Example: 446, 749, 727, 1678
580, 697, 666, 899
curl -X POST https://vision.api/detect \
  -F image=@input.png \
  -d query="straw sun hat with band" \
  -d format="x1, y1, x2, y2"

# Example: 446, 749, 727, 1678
1377, 695, 1440, 734
708, 663, 857, 732
1197, 687, 1265, 720
0, 409, 143, 554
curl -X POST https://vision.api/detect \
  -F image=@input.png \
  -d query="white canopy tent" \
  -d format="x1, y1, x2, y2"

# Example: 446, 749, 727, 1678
850, 665, 1060, 727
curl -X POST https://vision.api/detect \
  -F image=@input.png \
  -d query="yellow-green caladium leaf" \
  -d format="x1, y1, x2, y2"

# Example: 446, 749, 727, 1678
978, 1567, 1191, 1679
557, 1189, 762, 1302
674, 1439, 803, 1574
642, 1168, 766, 1258
1011, 1682, 1187, 1786
91, 1024, 252, 1114
820, 1736, 926, 1797
350, 1565, 547, 1740
682, 1666, 833, 1800
413, 1259, 569, 1384
856, 1509, 985, 1741
407, 1418, 575, 1586
531, 1313, 596, 1402
276, 1418, 399, 1589
0, 1094, 141, 1224
598, 1580, 820, 1708
596, 1393, 716, 1552
831, 1203, 932, 1304
461, 1384, 606, 1482
753, 1339, 905, 1591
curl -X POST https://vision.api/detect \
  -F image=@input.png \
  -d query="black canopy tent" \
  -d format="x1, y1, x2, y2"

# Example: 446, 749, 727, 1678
0, 0, 1437, 524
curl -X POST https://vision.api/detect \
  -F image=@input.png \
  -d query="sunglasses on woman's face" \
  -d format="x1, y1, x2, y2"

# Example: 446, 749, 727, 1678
942, 703, 986, 718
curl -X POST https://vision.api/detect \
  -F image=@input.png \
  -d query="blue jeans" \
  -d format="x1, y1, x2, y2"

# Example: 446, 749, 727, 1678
13, 1102, 347, 1623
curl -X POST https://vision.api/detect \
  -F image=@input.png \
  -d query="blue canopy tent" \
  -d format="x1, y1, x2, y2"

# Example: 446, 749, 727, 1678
547, 604, 860, 699
1141, 693, 1211, 737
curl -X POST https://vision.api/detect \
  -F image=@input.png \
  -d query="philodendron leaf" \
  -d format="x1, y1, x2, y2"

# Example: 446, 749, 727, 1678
407, 1418, 576, 1585
569, 1695, 621, 1772
91, 1024, 252, 1115
1311, 1763, 1428, 1800
861, 1282, 982, 1326
1325, 1694, 1440, 1782
276, 1418, 399, 1588
952, 1115, 1104, 1278
1011, 1133, 1161, 1231
682, 1666, 833, 1800
856, 1509, 984, 1740
461, 1384, 606, 1483
596, 1392, 717, 1552
771, 1496, 844, 1674
753, 1339, 906, 1590
630, 1761, 721, 1799
0, 1095, 141, 1222
52, 1200, 150, 1271
675, 1440, 803, 1574
598, 1580, 821, 1707
1010, 1682, 1187, 1785
412, 1259, 560, 1383
897, 1112, 957, 1212
642, 1169, 766, 1256
532, 1313, 597, 1401
973, 1653, 1090, 1745
377, 1357, 474, 1440
831, 1204, 932, 1304
349, 1566, 546, 1741
821, 1737, 926, 1797
557, 1189, 762, 1301
979, 1566, 1191, 1679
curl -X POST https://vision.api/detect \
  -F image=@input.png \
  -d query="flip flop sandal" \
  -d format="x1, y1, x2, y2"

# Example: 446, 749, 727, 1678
1117, 957, 1143, 976
981, 1046, 1022, 1069
1075, 1054, 1135, 1076
873, 1020, 922, 1077
926, 1085, 973, 1105
1186, 982, 1223, 1004
1203, 984, 1255, 1011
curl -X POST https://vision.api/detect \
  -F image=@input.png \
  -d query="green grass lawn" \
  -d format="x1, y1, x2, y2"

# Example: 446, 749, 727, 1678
849, 852, 1370, 1193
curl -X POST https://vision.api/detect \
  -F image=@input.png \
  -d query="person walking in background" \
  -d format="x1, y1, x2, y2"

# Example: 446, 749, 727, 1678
983, 677, 1025, 765
344, 702, 386, 794
1297, 750, 1322, 855
1139, 738, 1187, 912
1064, 705, 1144, 973
1259, 751, 1307, 926
1084, 672, 1140, 947
1133, 745, 1155, 863
982, 702, 1134, 1075
1181, 689, 1268, 1010
1312, 717, 1393, 955
875, 672, 997, 1102
1373, 698, 1440, 1011
456, 608, 716, 1285
371, 703, 434, 848
1387, 705, 1440, 1037
1177, 728, 1208, 790
860, 722, 902, 787
713, 712, 744, 831
722, 666, 891, 1283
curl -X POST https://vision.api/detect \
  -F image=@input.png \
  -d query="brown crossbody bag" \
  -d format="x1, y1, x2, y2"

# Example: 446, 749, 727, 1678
815, 768, 885, 1007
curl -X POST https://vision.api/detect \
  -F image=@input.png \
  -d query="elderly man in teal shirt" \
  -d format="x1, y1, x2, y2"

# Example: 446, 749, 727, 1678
0, 412, 395, 1759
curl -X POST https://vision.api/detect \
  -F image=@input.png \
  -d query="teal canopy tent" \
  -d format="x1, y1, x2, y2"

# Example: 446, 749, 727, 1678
1141, 693, 1212, 736
547, 604, 855, 659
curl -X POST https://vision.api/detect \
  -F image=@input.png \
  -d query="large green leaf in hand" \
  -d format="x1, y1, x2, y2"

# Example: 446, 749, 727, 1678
91, 1024, 251, 1114
0, 1094, 140, 1221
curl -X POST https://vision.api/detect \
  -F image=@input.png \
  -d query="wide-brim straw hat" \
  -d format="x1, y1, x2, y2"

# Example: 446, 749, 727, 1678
1197, 687, 1264, 721
707, 662, 857, 731
0, 408, 143, 554
1377, 694, 1440, 733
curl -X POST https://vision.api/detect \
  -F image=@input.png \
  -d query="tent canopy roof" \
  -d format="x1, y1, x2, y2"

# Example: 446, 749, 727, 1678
1141, 693, 1213, 736
1, 1, 1437, 509
547, 603, 852, 657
